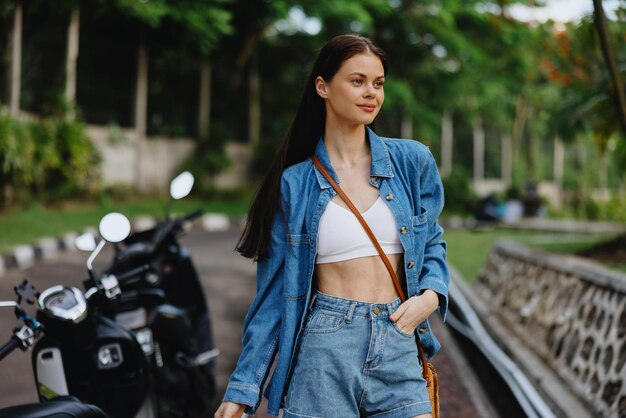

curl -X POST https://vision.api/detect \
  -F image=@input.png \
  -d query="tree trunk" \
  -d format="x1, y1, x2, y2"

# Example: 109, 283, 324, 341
440, 110, 453, 177
553, 136, 564, 209
575, 136, 588, 215
593, 0, 626, 134
248, 51, 260, 147
501, 132, 512, 185
9, 2, 22, 116
400, 106, 413, 139
198, 62, 212, 140
473, 116, 485, 183
599, 150, 608, 193
134, 29, 148, 192
512, 91, 528, 180
65, 8, 80, 119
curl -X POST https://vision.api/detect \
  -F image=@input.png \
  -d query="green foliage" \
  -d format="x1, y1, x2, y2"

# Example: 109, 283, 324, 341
113, 0, 171, 27
93, 0, 233, 57
0, 110, 100, 207
179, 139, 231, 195
5, 0, 625, 221
573, 194, 626, 222
441, 169, 478, 215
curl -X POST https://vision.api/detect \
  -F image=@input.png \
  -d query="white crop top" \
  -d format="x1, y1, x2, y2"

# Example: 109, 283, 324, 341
316, 196, 403, 264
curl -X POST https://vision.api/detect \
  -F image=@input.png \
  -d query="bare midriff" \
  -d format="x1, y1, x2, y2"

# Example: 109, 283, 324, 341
315, 253, 405, 303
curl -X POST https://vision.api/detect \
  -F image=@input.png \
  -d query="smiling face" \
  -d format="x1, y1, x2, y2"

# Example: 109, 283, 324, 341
315, 52, 385, 128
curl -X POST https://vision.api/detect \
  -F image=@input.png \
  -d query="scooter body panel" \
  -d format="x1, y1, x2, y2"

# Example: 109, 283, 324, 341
32, 316, 152, 418
34, 347, 69, 399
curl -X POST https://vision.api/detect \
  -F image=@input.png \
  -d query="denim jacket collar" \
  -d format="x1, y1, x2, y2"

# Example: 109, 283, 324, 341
312, 126, 394, 190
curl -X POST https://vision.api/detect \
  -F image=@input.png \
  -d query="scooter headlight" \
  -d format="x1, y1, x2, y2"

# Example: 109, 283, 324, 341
134, 328, 154, 356
97, 343, 124, 369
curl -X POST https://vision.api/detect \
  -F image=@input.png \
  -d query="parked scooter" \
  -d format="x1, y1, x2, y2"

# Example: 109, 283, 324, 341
77, 172, 218, 417
31, 213, 156, 418
0, 282, 108, 418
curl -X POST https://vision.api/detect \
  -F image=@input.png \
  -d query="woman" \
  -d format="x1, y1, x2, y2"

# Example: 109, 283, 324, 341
216, 34, 449, 418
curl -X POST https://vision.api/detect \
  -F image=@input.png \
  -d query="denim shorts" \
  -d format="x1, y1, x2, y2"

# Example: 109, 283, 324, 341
283, 291, 431, 418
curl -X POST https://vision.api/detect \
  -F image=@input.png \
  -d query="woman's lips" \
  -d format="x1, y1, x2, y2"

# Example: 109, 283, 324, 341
358, 104, 376, 112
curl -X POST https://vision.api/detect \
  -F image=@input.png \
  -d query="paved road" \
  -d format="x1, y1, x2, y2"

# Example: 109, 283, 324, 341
0, 225, 492, 417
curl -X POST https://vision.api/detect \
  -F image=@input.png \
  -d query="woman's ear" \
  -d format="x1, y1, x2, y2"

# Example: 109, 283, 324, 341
315, 76, 328, 98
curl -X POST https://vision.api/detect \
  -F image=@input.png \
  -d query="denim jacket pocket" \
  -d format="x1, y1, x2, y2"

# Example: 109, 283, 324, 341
412, 206, 428, 231
283, 233, 311, 299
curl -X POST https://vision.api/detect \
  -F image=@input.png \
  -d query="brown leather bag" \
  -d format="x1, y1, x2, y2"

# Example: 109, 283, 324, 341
312, 156, 441, 418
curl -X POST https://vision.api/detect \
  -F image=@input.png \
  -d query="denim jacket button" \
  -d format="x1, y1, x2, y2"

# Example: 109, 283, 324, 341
385, 193, 394, 201
400, 226, 408, 234
407, 261, 415, 269
419, 327, 428, 334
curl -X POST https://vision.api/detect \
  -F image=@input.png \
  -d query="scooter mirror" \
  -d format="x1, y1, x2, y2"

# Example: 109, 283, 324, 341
75, 232, 97, 252
99, 212, 131, 243
170, 171, 194, 200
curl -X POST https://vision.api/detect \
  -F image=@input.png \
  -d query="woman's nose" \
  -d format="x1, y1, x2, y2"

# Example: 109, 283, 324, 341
363, 85, 376, 98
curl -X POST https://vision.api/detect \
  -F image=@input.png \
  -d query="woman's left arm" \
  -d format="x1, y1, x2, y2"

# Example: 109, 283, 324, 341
416, 148, 449, 320
391, 148, 449, 332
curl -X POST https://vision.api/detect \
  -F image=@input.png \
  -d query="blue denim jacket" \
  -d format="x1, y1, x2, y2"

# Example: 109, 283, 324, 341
224, 128, 449, 416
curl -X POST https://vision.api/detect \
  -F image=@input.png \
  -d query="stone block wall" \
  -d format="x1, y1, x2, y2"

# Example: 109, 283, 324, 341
477, 240, 626, 417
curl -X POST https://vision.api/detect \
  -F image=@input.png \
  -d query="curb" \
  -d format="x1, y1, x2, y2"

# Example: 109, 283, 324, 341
0, 213, 246, 278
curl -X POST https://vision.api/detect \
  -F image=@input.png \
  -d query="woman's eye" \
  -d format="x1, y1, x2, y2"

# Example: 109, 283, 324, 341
351, 79, 363, 86
374, 81, 384, 88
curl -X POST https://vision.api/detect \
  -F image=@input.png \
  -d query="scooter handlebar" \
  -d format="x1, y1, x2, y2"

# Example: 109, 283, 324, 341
182, 209, 204, 223
0, 337, 21, 362
115, 263, 151, 284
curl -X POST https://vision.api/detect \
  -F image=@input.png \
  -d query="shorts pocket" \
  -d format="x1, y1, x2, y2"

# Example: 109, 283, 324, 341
305, 309, 346, 334
391, 321, 416, 338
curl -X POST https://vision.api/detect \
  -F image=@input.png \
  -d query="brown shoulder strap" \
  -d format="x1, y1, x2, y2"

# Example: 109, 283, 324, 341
312, 156, 431, 373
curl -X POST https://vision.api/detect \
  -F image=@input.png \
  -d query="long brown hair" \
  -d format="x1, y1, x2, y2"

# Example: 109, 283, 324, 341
237, 34, 388, 261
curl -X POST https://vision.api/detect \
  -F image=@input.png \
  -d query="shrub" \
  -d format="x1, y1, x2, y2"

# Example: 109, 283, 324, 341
441, 170, 478, 215
0, 109, 101, 207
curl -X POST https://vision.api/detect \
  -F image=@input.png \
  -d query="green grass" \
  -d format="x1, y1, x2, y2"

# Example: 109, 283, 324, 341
444, 228, 620, 282
0, 197, 250, 254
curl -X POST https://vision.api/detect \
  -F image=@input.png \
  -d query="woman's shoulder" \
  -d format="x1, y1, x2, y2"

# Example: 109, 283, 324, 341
279, 159, 316, 202
281, 159, 314, 182
378, 135, 433, 162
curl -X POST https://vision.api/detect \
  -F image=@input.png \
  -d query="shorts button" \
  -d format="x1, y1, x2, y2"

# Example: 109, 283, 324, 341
373, 306, 381, 315
419, 327, 428, 334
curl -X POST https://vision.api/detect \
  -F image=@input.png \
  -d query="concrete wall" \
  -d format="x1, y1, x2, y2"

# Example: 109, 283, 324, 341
476, 241, 626, 417
212, 142, 253, 190
87, 125, 195, 191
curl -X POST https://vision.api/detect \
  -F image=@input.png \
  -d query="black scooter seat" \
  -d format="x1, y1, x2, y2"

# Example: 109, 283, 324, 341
0, 397, 107, 418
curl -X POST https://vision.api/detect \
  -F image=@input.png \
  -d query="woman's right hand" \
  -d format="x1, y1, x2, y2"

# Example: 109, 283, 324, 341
214, 401, 246, 418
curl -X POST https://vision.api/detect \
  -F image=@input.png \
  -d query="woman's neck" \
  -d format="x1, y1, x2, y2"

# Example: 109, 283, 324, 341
323, 123, 369, 169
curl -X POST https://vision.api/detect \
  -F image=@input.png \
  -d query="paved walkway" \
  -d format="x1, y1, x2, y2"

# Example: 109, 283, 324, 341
0, 225, 496, 417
